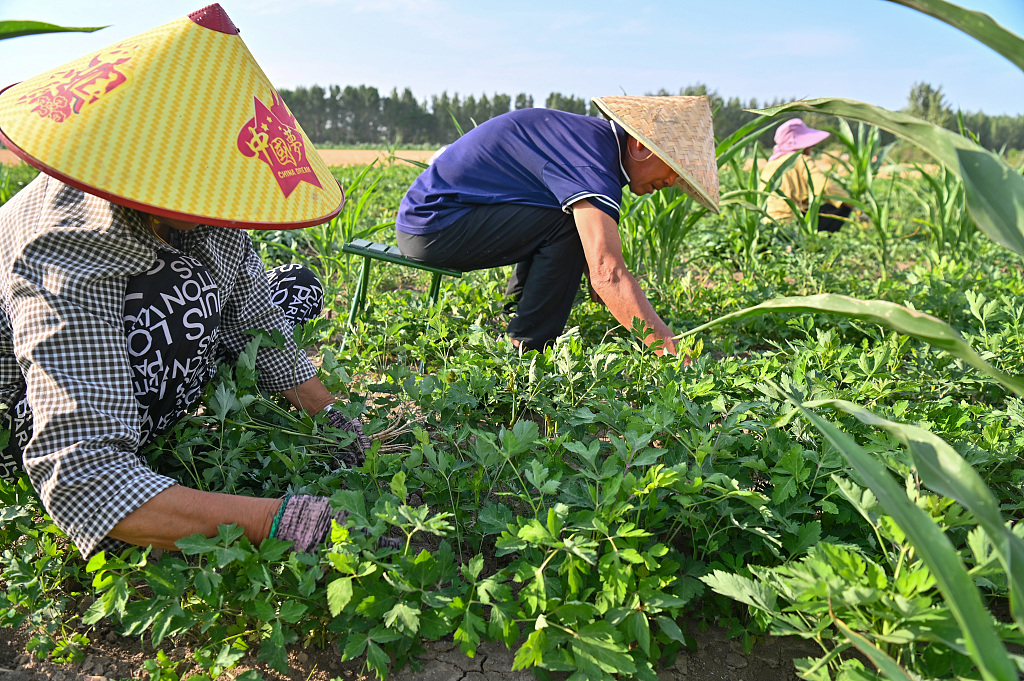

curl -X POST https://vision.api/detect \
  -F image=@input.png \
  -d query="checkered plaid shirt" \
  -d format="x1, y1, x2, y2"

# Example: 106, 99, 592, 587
0, 175, 317, 557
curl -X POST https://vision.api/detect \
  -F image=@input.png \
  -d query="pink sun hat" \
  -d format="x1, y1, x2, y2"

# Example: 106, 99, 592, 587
769, 118, 831, 162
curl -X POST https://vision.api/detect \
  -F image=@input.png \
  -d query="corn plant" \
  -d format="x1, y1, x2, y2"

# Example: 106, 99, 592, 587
253, 160, 404, 306
717, 144, 799, 272
620, 115, 786, 284
619, 187, 705, 288
688, 2, 1024, 677
823, 120, 904, 273
908, 161, 978, 263
826, 120, 897, 204
681, 292, 1024, 397
316, 161, 397, 254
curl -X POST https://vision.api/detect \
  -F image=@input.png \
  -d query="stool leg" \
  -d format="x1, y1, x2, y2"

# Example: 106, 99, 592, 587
427, 272, 443, 306
356, 256, 371, 314
419, 273, 446, 375
342, 256, 372, 351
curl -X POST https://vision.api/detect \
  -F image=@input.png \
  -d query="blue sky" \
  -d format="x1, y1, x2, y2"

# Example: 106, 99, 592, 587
1, 0, 1022, 115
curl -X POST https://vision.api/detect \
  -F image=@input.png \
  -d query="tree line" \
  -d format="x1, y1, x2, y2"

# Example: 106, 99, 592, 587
278, 82, 1024, 154
276, 85, 587, 147
277, 82, 1024, 153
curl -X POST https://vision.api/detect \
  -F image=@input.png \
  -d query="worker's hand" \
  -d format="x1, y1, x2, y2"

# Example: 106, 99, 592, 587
322, 408, 370, 468
273, 495, 401, 554
274, 495, 345, 553
658, 338, 694, 366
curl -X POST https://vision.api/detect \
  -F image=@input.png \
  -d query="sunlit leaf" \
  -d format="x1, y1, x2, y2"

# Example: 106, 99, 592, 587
784, 393, 1018, 681
883, 0, 1024, 73
681, 293, 1024, 397
958, 148, 1024, 256
0, 20, 105, 41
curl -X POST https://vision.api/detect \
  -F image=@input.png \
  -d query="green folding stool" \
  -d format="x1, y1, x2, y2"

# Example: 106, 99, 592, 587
341, 239, 463, 349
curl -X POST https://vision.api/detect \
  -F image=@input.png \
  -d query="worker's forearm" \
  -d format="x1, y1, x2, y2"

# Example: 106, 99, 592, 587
108, 485, 282, 551
571, 200, 676, 355
280, 375, 335, 415
107, 379, 336, 551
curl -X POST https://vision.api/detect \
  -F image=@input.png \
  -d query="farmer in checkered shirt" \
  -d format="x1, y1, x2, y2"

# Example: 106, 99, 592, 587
0, 5, 366, 557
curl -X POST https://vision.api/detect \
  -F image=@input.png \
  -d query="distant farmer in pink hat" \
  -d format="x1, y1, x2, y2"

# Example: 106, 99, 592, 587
760, 119, 852, 233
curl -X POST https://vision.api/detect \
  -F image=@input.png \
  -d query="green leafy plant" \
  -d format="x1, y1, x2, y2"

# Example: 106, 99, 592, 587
2, 6, 1023, 679
688, 5, 1024, 679
2, 190, 1023, 679
908, 160, 978, 262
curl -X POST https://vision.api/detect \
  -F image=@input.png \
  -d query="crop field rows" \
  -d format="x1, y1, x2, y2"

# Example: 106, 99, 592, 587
2, 116, 1023, 680
1, 3, 1023, 680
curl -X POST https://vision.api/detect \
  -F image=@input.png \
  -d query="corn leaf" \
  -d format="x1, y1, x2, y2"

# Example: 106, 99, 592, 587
0, 20, 106, 41
751, 98, 977, 173
680, 293, 1024, 397
883, 0, 1024, 73
750, 98, 1024, 258
784, 396, 1018, 681
958, 148, 1024, 256
804, 398, 1024, 632
715, 115, 781, 168
832, 618, 921, 681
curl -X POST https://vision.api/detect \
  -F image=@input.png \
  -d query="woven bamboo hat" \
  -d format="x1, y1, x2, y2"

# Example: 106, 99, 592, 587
0, 4, 343, 229
592, 96, 719, 214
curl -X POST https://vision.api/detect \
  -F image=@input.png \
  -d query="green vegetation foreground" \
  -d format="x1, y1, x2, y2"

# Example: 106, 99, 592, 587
1, 1, 1023, 680
1, 133, 1022, 678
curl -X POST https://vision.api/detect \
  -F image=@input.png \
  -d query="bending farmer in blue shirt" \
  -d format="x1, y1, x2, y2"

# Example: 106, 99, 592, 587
395, 96, 720, 355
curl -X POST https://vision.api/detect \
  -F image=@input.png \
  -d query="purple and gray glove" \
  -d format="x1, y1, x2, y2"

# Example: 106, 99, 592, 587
322, 405, 370, 468
272, 494, 344, 554
271, 494, 402, 554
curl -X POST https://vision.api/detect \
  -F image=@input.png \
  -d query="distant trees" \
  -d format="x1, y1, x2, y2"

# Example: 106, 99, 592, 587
963, 110, 1024, 152
0, 78, 1015, 153
278, 86, 535, 145
544, 93, 596, 116
514, 93, 535, 110
906, 81, 954, 128
904, 81, 1024, 152
274, 83, 1024, 153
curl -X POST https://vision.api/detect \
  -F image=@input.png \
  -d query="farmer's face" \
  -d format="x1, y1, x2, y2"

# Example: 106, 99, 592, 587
160, 217, 200, 231
624, 138, 679, 195
144, 214, 200, 242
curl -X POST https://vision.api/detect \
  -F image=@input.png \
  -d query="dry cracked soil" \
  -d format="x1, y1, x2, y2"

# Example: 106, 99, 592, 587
0, 617, 821, 681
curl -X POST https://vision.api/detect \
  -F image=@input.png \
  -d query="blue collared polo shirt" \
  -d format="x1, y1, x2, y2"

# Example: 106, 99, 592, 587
396, 109, 629, 235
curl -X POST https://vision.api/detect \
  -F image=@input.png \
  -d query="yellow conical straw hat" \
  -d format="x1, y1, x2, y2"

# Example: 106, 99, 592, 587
0, 4, 343, 229
592, 96, 719, 214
